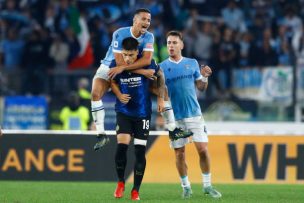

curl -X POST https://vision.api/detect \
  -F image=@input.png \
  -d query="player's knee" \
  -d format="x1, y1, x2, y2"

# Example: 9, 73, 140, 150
175, 149, 186, 162
198, 146, 209, 158
91, 79, 109, 100
91, 89, 102, 100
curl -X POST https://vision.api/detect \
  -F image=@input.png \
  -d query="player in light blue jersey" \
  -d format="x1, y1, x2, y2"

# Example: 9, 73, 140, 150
92, 9, 190, 151
160, 31, 222, 199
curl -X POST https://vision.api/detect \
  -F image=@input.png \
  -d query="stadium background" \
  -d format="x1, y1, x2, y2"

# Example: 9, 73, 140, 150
0, 0, 304, 202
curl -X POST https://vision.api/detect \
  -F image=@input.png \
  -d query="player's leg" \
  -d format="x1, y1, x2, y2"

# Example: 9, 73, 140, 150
130, 116, 150, 200
150, 85, 193, 140
174, 146, 192, 198
187, 116, 221, 198
171, 120, 192, 198
92, 64, 110, 150
194, 141, 221, 198
114, 113, 132, 198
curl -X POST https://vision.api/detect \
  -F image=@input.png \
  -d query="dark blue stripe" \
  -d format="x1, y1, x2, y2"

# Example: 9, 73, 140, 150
163, 107, 172, 111
91, 107, 104, 112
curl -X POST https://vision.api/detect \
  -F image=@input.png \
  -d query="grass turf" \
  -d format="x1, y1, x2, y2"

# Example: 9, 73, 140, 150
1, 181, 303, 203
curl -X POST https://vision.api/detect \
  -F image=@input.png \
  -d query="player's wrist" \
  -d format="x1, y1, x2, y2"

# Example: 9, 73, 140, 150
201, 75, 208, 83
119, 65, 126, 71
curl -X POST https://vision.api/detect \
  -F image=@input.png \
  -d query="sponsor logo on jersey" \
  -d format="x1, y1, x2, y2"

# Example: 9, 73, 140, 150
120, 77, 141, 83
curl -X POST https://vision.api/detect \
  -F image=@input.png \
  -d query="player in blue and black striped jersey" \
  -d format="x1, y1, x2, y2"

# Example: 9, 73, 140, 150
109, 37, 165, 200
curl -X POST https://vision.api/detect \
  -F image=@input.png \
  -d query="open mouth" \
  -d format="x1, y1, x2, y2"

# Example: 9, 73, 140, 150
141, 25, 148, 30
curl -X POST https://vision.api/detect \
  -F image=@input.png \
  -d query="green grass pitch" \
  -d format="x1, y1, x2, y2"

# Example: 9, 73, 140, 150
1, 181, 303, 203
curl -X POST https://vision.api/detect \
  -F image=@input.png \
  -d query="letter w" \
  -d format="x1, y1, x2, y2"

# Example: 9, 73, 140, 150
228, 144, 272, 179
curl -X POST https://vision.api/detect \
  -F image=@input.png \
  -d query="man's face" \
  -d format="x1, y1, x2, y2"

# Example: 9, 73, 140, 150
167, 35, 183, 57
133, 12, 151, 34
122, 49, 138, 65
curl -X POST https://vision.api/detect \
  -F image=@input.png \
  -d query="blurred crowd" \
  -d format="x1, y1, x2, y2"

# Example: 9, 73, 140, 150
0, 0, 304, 98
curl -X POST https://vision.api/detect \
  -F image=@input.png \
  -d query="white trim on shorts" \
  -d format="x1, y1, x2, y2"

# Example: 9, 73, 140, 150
94, 64, 110, 81
170, 116, 208, 149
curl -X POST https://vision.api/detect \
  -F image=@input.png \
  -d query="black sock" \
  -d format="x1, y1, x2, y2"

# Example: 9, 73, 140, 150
132, 145, 146, 192
115, 143, 128, 182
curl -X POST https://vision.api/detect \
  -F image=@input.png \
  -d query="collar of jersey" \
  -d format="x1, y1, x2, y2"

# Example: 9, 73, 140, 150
130, 27, 141, 39
169, 57, 183, 64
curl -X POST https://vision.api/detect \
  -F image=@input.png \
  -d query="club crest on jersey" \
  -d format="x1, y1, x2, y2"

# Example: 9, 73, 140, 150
114, 41, 118, 48
185, 65, 190, 69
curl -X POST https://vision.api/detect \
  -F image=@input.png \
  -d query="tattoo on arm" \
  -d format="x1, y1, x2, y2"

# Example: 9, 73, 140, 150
157, 69, 165, 99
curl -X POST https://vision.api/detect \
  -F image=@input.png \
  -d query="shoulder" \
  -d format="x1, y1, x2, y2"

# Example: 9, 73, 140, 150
183, 57, 197, 63
145, 30, 154, 37
113, 27, 130, 36
79, 106, 89, 113
184, 57, 199, 67
115, 26, 129, 33
159, 59, 169, 67
144, 31, 154, 39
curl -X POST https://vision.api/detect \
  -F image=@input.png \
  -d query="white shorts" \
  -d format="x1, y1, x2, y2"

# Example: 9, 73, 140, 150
93, 64, 110, 81
170, 116, 208, 149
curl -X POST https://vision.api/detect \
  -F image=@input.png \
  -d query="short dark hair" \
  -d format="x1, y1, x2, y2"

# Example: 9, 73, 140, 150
122, 37, 139, 51
134, 8, 151, 16
166, 30, 183, 41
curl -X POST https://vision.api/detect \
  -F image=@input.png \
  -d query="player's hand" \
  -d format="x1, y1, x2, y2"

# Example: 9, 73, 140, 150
118, 94, 131, 104
108, 65, 125, 79
201, 65, 212, 77
143, 69, 156, 80
157, 98, 165, 112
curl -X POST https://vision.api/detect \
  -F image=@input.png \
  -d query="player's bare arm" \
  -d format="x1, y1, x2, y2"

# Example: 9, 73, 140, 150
108, 51, 153, 79
110, 79, 131, 104
156, 68, 165, 112
196, 65, 212, 91
132, 69, 156, 80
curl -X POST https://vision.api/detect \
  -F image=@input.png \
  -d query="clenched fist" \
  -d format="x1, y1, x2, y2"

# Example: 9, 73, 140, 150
200, 65, 212, 77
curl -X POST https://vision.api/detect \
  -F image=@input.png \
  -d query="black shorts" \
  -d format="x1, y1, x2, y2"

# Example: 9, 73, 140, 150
116, 112, 150, 141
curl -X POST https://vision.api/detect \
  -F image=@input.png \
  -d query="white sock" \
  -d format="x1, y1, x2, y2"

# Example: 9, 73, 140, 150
202, 173, 211, 188
180, 175, 191, 188
161, 101, 176, 131
91, 100, 105, 133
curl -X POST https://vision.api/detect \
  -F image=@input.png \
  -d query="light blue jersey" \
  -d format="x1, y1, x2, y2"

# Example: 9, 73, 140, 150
160, 57, 203, 120
101, 26, 154, 66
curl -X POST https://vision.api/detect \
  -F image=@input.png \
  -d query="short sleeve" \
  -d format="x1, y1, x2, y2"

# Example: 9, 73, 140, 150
143, 33, 154, 52
112, 30, 122, 53
193, 59, 202, 80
